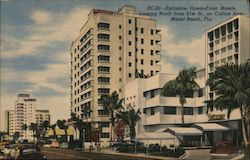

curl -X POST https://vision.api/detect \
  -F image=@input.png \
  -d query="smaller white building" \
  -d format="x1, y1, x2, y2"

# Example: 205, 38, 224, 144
124, 70, 207, 133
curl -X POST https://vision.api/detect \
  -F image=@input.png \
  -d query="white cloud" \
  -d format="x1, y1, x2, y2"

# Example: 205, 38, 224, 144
31, 10, 50, 25
2, 7, 90, 58
159, 25, 205, 74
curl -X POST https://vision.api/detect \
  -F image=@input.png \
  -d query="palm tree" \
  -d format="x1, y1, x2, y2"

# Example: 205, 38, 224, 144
41, 120, 50, 139
82, 105, 92, 142
100, 91, 123, 144
57, 120, 68, 142
21, 124, 28, 138
206, 62, 250, 148
71, 113, 86, 140
50, 124, 57, 139
161, 66, 200, 125
29, 123, 38, 142
117, 105, 141, 140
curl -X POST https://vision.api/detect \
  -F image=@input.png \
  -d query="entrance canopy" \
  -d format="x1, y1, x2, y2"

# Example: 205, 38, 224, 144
193, 123, 229, 131
166, 127, 203, 136
137, 132, 175, 140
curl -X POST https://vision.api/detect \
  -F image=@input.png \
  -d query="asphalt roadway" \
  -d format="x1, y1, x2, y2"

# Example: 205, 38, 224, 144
41, 147, 156, 160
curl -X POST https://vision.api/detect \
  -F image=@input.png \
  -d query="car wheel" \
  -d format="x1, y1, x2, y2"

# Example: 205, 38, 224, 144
112, 147, 117, 151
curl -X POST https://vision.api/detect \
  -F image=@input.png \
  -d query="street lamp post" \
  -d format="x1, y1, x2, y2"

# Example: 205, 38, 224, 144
82, 129, 85, 151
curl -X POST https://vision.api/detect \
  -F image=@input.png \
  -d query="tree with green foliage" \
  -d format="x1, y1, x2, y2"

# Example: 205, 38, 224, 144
50, 124, 57, 139
117, 104, 141, 140
161, 66, 200, 125
29, 123, 38, 142
100, 91, 123, 144
206, 62, 250, 148
57, 120, 68, 142
13, 132, 20, 140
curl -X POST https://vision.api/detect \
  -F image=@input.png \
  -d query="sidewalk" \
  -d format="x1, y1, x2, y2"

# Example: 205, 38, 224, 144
91, 148, 178, 160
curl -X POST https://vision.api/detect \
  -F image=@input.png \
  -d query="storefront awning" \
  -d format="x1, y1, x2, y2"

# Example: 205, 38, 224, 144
193, 123, 229, 131
137, 132, 175, 140
166, 127, 203, 136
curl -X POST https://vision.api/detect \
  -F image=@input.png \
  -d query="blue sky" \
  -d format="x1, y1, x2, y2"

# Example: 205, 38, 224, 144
0, 0, 249, 130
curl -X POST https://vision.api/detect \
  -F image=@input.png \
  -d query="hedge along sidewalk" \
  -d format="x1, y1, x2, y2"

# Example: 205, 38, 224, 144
91, 148, 178, 160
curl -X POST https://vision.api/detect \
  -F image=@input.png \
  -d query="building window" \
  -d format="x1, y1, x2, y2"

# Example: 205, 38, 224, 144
151, 40, 154, 45
119, 89, 122, 93
141, 70, 144, 75
150, 108, 155, 115
141, 28, 144, 34
128, 19, 132, 24
150, 90, 155, 98
129, 73, 132, 77
198, 107, 203, 114
119, 46, 122, 50
119, 67, 122, 71
98, 55, 110, 62
198, 88, 204, 97
151, 29, 154, 35
119, 25, 122, 29
141, 59, 144, 65
128, 62, 132, 67
151, 70, 153, 76
98, 77, 110, 83
119, 78, 122, 82
119, 57, 122, 61
136, 38, 138, 42
98, 88, 110, 94
184, 107, 193, 115
101, 133, 110, 138
97, 22, 110, 29
151, 60, 153, 66
141, 38, 144, 44
128, 52, 132, 56
164, 106, 176, 114
119, 35, 122, 39
129, 30, 132, 35
151, 50, 154, 55
98, 66, 110, 73
98, 45, 110, 51
98, 34, 110, 41
129, 41, 132, 45
141, 49, 144, 55
135, 48, 138, 52
100, 122, 109, 128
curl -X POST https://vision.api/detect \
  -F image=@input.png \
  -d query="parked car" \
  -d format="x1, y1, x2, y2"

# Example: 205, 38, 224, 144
210, 141, 242, 159
50, 140, 59, 148
60, 142, 68, 149
18, 144, 47, 160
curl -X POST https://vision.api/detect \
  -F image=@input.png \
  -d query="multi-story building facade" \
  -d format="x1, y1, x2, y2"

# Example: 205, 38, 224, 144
15, 94, 37, 140
5, 110, 15, 136
205, 15, 250, 121
124, 70, 207, 135
35, 110, 50, 125
5, 94, 50, 141
70, 5, 161, 141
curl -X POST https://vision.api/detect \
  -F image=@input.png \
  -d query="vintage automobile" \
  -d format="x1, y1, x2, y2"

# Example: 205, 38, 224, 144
50, 140, 60, 148
18, 144, 47, 160
210, 141, 243, 159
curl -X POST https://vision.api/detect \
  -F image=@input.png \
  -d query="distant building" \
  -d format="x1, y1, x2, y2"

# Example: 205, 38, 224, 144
5, 110, 15, 136
5, 94, 50, 141
36, 110, 50, 125
70, 5, 161, 142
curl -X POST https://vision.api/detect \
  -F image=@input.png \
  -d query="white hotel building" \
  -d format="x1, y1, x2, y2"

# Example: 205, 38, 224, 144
124, 15, 249, 147
70, 5, 161, 141
6, 94, 50, 141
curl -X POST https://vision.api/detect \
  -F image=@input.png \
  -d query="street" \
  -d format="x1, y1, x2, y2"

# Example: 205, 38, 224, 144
182, 149, 211, 160
41, 148, 155, 160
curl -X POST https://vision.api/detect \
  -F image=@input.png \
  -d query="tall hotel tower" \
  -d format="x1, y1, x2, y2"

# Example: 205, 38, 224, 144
205, 15, 250, 119
70, 5, 161, 140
